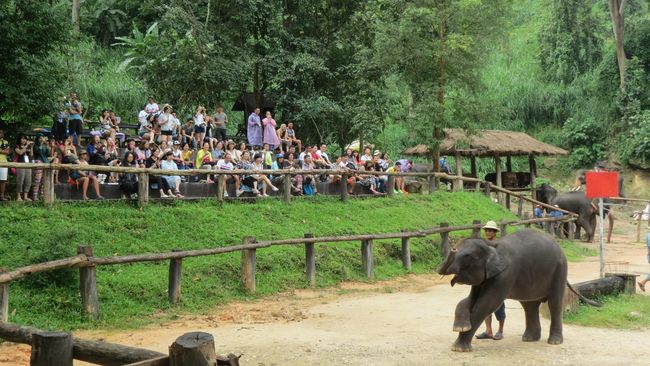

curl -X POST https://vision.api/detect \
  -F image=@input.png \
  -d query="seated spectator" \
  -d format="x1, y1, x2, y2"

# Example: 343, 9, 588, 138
332, 154, 357, 194
439, 156, 452, 174
170, 111, 181, 140
239, 152, 259, 195
211, 140, 225, 161
181, 143, 194, 168
138, 114, 155, 143
301, 155, 318, 196
260, 143, 273, 169
387, 161, 406, 194
145, 147, 172, 198
161, 151, 183, 198
61, 135, 78, 164
124, 139, 137, 155
216, 152, 241, 197
196, 142, 215, 183
299, 145, 313, 162
270, 153, 288, 186
285, 122, 302, 152
286, 145, 299, 160
360, 147, 373, 163
104, 137, 120, 183
358, 161, 381, 195
226, 140, 240, 163
251, 153, 279, 197
135, 140, 151, 165
87, 135, 106, 165
99, 109, 117, 141
171, 140, 183, 166
70, 151, 104, 200
317, 144, 333, 167
351, 150, 361, 167
119, 152, 139, 198
277, 123, 289, 152
372, 152, 387, 192
286, 152, 303, 195
108, 110, 121, 131
47, 138, 61, 184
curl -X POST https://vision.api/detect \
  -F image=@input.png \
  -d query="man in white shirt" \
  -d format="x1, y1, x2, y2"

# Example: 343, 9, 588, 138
299, 145, 313, 162
216, 152, 240, 197
145, 97, 160, 115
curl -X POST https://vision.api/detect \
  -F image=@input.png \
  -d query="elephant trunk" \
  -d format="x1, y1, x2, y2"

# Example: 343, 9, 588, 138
437, 249, 456, 275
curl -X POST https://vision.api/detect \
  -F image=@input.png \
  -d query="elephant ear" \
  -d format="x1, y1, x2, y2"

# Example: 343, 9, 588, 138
485, 246, 507, 279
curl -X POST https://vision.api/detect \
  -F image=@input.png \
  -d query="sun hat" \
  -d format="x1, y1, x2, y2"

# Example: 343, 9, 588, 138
482, 220, 500, 231
276, 153, 284, 159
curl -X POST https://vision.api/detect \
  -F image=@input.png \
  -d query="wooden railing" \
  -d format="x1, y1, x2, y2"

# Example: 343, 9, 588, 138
0, 215, 576, 325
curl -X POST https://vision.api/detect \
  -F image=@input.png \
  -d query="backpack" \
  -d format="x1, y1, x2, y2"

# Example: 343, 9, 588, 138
303, 184, 314, 196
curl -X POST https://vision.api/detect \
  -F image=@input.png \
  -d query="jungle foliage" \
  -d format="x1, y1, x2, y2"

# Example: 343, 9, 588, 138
4, 0, 650, 167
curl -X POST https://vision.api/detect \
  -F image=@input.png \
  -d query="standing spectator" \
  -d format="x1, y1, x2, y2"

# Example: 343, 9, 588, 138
262, 111, 280, 150
66, 92, 83, 146
170, 112, 181, 140
247, 107, 263, 148
145, 97, 160, 115
285, 122, 302, 152
14, 133, 33, 201
161, 151, 183, 198
194, 105, 207, 145
31, 134, 50, 200
476, 221, 506, 341
99, 109, 116, 141
638, 233, 650, 292
0, 128, 9, 201
159, 104, 174, 143
213, 105, 228, 143
181, 118, 194, 147
53, 97, 68, 142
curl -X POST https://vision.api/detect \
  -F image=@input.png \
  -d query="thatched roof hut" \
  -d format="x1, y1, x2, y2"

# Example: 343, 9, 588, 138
403, 129, 568, 157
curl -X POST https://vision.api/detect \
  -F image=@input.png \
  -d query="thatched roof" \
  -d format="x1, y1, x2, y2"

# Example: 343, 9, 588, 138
403, 129, 568, 157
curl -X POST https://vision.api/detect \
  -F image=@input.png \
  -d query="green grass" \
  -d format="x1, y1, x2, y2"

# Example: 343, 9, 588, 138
0, 192, 519, 330
565, 294, 650, 330
558, 240, 598, 262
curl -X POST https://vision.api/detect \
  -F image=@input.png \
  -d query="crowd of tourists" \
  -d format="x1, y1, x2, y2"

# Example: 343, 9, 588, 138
0, 94, 414, 201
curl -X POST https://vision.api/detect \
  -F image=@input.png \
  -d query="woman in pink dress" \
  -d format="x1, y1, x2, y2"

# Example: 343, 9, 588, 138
262, 111, 281, 150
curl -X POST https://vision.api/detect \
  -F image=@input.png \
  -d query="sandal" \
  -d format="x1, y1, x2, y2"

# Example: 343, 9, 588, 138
493, 332, 503, 341
475, 332, 493, 340
175, 190, 184, 198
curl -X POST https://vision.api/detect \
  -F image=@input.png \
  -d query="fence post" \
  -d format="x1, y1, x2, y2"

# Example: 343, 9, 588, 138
216, 174, 225, 202
169, 332, 217, 366
428, 175, 436, 194
499, 220, 508, 237
475, 181, 481, 192
42, 169, 55, 206
440, 223, 450, 257
387, 175, 395, 197
517, 197, 524, 218
0, 268, 7, 323
484, 181, 491, 198
30, 331, 73, 366
283, 172, 292, 203
471, 220, 481, 239
168, 249, 182, 306
401, 229, 412, 271
77, 245, 99, 321
241, 237, 256, 294
340, 173, 349, 202
523, 212, 532, 228
137, 172, 149, 207
567, 221, 576, 242
304, 233, 316, 287
361, 239, 374, 279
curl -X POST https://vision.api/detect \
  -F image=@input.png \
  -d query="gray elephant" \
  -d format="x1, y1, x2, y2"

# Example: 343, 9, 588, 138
537, 183, 613, 242
437, 229, 567, 352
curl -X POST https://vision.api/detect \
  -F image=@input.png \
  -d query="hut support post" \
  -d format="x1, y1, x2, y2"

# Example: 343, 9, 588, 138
529, 155, 537, 201
454, 153, 463, 192
495, 155, 502, 205
505, 156, 512, 209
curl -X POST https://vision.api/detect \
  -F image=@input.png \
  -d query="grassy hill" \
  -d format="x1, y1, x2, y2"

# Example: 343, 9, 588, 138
0, 193, 517, 330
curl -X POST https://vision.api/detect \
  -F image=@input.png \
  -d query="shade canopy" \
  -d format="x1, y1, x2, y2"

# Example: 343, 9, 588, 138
403, 129, 568, 157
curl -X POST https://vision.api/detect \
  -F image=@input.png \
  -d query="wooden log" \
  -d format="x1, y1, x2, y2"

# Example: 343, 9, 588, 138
361, 239, 374, 279
386, 175, 395, 197
571, 276, 626, 299
0, 268, 7, 323
499, 220, 507, 237
428, 175, 436, 194
77, 246, 99, 320
340, 173, 348, 202
169, 332, 217, 366
454, 153, 463, 192
42, 169, 55, 205
440, 223, 450, 256
241, 237, 256, 294
471, 220, 481, 239
30, 331, 73, 366
0, 322, 166, 365
401, 229, 412, 271
168, 249, 182, 306
304, 233, 316, 287
283, 173, 292, 203
216, 174, 226, 202
124, 356, 170, 366
138, 172, 149, 207
0, 255, 88, 283
606, 273, 638, 294
495, 155, 502, 204
517, 198, 524, 218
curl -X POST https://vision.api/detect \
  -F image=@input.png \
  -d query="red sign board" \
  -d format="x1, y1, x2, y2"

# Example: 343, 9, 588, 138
585, 172, 619, 198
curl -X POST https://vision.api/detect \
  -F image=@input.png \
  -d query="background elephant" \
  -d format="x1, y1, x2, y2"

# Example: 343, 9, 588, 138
437, 230, 567, 352
536, 183, 613, 243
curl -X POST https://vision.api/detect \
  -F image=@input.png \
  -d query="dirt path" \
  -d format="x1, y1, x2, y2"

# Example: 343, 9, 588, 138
2, 220, 649, 366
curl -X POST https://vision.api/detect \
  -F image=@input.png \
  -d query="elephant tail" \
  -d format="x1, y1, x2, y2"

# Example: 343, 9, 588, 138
566, 282, 602, 307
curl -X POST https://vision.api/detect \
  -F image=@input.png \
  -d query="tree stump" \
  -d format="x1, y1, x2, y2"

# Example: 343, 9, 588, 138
30, 331, 73, 366
169, 332, 217, 366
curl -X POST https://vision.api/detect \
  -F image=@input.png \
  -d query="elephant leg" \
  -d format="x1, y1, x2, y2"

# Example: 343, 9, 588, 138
520, 301, 541, 342
452, 290, 507, 352
547, 273, 566, 345
453, 296, 472, 332
607, 212, 614, 243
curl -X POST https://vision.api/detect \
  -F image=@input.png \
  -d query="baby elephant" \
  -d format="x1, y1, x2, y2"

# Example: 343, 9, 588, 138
437, 229, 566, 352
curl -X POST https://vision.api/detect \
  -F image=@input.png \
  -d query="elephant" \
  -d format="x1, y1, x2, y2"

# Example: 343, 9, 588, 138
436, 229, 568, 352
484, 172, 531, 188
536, 183, 613, 243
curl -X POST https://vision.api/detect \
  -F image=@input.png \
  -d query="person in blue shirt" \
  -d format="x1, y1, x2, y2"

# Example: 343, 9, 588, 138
439, 156, 451, 174
639, 233, 650, 292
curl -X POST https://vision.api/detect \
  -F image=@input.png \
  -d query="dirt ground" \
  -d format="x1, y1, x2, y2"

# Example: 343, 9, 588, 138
1, 217, 649, 365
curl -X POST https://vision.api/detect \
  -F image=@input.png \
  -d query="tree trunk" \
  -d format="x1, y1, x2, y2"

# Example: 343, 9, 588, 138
72, 0, 80, 33
608, 0, 627, 89
433, 8, 447, 173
